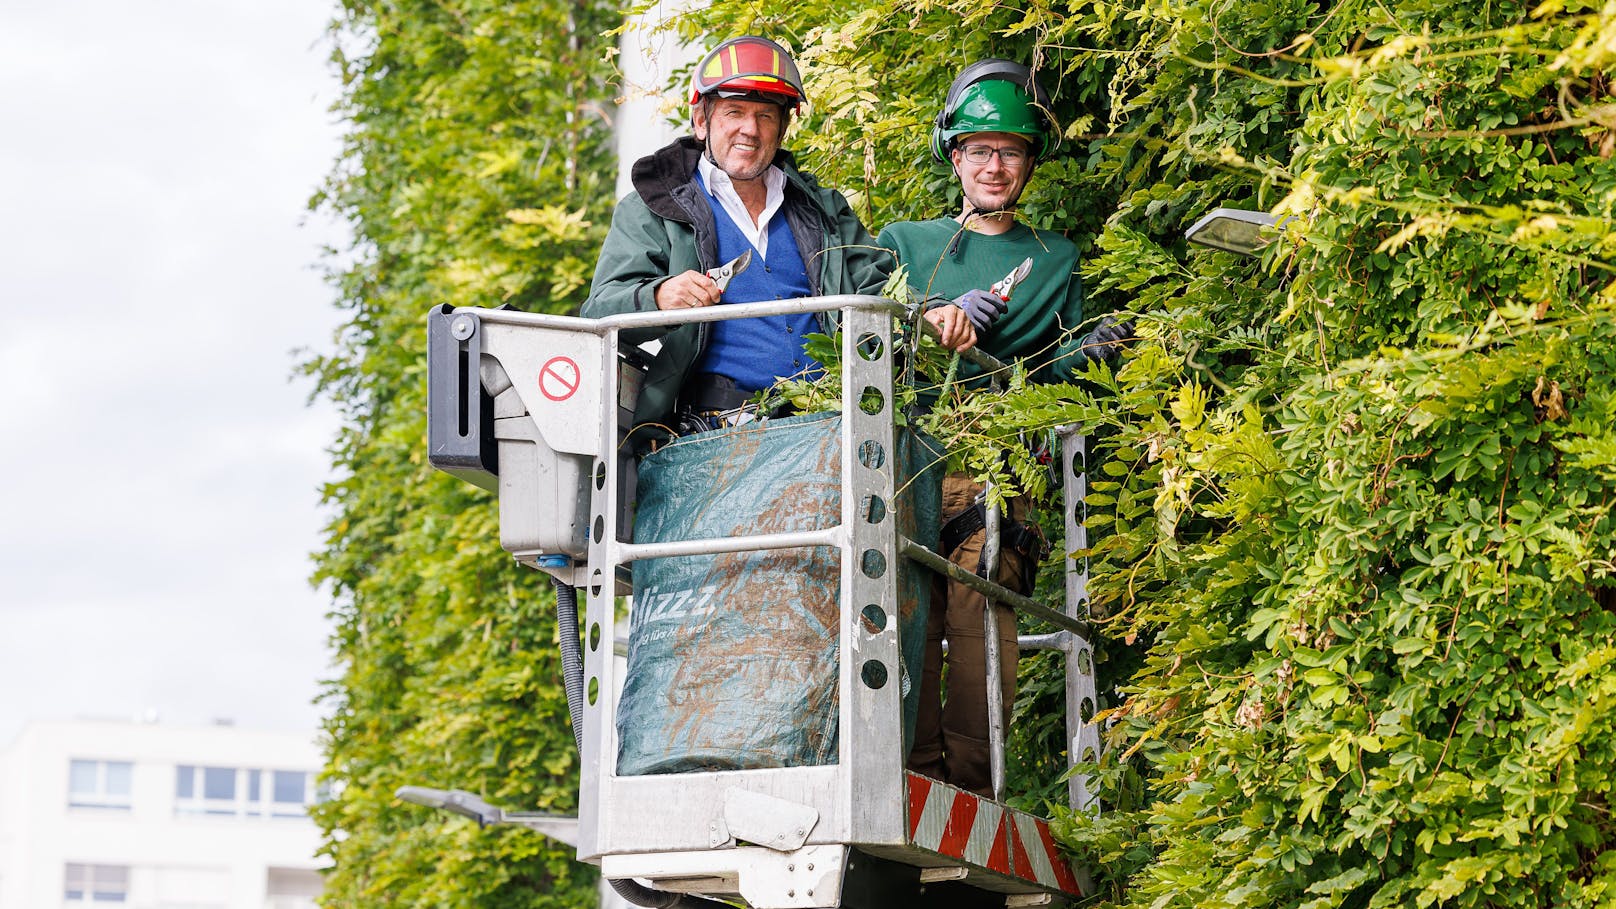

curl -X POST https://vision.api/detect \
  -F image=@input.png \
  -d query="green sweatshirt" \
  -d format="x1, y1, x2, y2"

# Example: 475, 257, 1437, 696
877, 218, 1087, 384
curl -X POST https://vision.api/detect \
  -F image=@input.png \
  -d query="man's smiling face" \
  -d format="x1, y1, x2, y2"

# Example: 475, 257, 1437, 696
951, 131, 1033, 213
695, 97, 787, 184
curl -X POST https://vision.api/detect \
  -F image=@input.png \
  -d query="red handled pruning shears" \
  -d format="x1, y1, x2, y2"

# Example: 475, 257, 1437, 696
989, 256, 1033, 301
705, 250, 753, 294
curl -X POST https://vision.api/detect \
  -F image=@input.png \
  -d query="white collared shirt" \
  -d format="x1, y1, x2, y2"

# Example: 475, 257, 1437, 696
697, 154, 786, 259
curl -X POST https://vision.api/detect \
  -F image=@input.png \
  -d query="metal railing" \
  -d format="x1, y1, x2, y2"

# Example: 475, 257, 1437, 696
443, 295, 1099, 849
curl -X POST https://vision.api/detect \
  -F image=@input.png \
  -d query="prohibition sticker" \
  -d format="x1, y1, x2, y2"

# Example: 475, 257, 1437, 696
537, 356, 581, 402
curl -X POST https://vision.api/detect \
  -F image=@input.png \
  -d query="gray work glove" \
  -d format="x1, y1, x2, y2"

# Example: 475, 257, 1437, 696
1080, 315, 1135, 363
951, 288, 1009, 332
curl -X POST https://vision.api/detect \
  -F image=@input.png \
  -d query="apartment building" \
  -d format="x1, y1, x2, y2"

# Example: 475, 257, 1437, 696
0, 718, 325, 908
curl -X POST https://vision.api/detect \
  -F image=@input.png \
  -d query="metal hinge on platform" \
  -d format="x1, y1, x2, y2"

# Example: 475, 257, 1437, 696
713, 788, 821, 852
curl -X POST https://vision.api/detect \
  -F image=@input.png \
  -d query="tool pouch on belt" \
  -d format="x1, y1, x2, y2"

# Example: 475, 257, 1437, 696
939, 500, 1047, 596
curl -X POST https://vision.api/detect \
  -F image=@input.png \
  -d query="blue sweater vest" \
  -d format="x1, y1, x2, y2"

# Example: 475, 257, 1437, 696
694, 181, 820, 392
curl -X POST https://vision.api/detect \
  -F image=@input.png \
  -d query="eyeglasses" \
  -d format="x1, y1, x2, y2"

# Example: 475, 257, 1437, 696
958, 144, 1029, 167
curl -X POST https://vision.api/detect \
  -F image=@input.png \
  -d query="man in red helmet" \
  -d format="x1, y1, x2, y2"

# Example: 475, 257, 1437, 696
585, 36, 974, 442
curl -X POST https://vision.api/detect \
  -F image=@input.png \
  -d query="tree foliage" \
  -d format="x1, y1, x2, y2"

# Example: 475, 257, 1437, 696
307, 0, 616, 904
1052, 4, 1616, 904
661, 0, 1616, 906
312, 0, 1616, 904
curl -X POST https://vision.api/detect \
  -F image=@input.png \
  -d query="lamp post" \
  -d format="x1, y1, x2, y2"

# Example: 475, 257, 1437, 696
1184, 207, 1283, 256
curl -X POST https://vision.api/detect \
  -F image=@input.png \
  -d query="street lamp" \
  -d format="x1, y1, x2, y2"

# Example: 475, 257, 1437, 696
1184, 207, 1283, 256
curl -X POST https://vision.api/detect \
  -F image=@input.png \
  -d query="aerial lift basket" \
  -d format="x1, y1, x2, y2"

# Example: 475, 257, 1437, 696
424, 296, 1101, 908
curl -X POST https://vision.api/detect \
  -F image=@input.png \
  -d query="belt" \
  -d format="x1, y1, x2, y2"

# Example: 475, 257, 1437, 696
670, 373, 801, 439
676, 372, 756, 413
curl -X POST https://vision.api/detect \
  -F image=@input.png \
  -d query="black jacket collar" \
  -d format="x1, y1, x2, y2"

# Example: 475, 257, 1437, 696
631, 136, 808, 224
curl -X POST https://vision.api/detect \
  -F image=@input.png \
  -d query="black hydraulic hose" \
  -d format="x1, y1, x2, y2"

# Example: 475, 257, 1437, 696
611, 879, 723, 909
551, 577, 731, 909
554, 577, 587, 755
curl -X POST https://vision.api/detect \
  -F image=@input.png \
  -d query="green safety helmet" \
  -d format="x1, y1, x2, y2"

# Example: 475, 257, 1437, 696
929, 59, 1056, 163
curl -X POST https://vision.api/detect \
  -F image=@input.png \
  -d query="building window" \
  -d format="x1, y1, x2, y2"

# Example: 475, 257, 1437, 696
175, 765, 316, 818
271, 770, 309, 817
64, 863, 128, 903
202, 766, 235, 804
175, 765, 241, 816
67, 760, 132, 811
265, 867, 323, 909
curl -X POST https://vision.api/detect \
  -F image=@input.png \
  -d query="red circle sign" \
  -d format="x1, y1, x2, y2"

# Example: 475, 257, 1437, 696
538, 356, 581, 402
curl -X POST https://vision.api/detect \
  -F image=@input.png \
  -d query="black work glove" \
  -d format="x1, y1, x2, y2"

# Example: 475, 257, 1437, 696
951, 288, 1009, 332
1080, 315, 1135, 363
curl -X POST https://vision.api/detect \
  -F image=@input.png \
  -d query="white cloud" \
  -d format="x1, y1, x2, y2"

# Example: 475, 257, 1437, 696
0, 0, 347, 746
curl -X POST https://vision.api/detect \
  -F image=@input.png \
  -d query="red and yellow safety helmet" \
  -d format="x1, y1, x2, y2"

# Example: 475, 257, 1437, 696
689, 36, 805, 111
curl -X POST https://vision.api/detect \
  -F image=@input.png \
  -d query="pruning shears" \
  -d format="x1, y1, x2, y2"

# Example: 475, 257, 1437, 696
705, 250, 753, 294
989, 256, 1033, 301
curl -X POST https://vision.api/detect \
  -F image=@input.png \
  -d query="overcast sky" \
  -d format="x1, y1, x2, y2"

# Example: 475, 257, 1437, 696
0, 1, 346, 747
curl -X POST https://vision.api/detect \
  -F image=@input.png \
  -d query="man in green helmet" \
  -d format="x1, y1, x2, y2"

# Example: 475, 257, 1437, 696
879, 59, 1130, 798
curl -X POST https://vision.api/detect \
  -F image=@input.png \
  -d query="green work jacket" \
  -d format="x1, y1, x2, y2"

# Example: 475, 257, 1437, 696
582, 137, 890, 442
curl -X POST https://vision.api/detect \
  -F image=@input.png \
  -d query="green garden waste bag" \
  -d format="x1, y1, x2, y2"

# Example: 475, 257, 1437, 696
617, 412, 940, 775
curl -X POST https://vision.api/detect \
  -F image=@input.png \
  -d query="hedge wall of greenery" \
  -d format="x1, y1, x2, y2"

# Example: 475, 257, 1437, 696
312, 0, 1616, 905
307, 0, 617, 904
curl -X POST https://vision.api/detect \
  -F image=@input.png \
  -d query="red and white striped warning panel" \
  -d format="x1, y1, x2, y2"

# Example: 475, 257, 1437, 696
905, 772, 1085, 896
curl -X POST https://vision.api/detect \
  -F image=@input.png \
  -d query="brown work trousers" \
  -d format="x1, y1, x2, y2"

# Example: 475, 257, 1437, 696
908, 474, 1033, 798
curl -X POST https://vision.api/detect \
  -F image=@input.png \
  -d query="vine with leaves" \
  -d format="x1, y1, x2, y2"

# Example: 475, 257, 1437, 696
312, 0, 1616, 904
